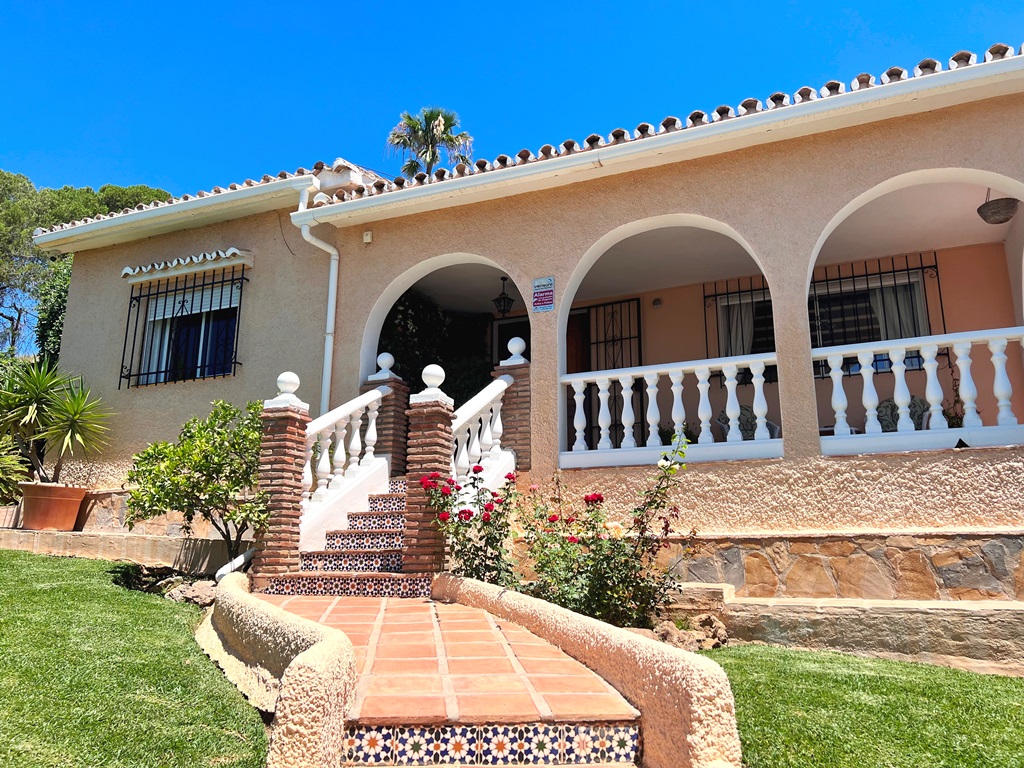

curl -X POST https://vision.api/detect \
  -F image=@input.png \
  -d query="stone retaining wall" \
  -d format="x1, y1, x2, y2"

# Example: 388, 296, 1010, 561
662, 529, 1024, 601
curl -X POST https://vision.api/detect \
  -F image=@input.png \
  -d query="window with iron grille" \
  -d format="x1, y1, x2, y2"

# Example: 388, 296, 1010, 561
120, 266, 247, 388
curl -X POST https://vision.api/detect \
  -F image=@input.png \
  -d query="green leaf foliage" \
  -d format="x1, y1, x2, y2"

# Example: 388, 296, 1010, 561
33, 256, 71, 363
386, 107, 473, 177
126, 401, 268, 561
0, 435, 28, 503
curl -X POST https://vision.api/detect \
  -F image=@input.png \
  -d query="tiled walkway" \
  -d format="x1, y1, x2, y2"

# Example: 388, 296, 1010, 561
257, 594, 639, 725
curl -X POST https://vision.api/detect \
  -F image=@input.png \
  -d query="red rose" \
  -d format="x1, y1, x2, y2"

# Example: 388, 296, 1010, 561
438, 511, 451, 522
419, 476, 431, 487
584, 493, 604, 505
454, 485, 462, 491
458, 509, 473, 522
548, 514, 559, 523
505, 472, 516, 481
482, 512, 492, 522
428, 481, 439, 490
440, 486, 452, 496
567, 535, 579, 543
567, 516, 576, 524
429, 471, 441, 480
446, 477, 456, 486
472, 465, 484, 474
483, 502, 495, 512
493, 498, 504, 505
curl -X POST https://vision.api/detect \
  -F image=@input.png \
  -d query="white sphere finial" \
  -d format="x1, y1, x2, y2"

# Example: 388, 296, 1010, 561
277, 371, 300, 395
377, 352, 395, 372
500, 337, 528, 366
422, 364, 445, 389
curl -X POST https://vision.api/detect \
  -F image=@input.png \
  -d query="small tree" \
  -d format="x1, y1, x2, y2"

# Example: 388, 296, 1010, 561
386, 107, 473, 177
126, 401, 268, 561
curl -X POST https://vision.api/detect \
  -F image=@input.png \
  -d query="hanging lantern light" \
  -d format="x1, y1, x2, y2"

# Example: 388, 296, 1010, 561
977, 188, 1020, 225
492, 276, 515, 317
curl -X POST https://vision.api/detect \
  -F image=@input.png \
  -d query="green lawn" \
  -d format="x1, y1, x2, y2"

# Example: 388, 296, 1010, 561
0, 550, 267, 768
704, 644, 1024, 768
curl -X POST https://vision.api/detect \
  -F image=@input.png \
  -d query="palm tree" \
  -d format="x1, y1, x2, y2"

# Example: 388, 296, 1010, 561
387, 107, 473, 178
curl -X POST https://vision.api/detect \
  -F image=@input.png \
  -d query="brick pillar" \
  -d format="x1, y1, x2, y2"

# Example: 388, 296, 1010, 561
361, 376, 410, 477
494, 337, 531, 471
250, 373, 310, 592
403, 366, 454, 574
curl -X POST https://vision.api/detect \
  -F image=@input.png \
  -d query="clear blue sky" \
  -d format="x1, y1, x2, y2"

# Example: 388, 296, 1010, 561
2, 2, 1022, 197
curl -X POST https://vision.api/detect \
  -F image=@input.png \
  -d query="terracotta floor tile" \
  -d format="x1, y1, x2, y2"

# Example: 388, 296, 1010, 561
375, 630, 435, 645
528, 674, 610, 694
455, 693, 541, 723
338, 633, 372, 647
506, 643, 568, 660
446, 657, 515, 675
449, 675, 529, 694
517, 657, 592, 676
542, 693, 638, 720
256, 594, 291, 605
443, 642, 507, 658
359, 695, 448, 724
437, 630, 498, 643
371, 657, 441, 675
367, 674, 443, 695
383, 612, 434, 622
374, 642, 438, 659
499, 630, 548, 645
435, 620, 493, 632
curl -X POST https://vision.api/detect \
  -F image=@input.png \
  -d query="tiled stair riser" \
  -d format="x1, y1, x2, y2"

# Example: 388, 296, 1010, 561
369, 493, 407, 512
349, 513, 406, 531
327, 531, 405, 550
263, 574, 432, 598
300, 551, 403, 573
389, 479, 407, 494
346, 722, 639, 765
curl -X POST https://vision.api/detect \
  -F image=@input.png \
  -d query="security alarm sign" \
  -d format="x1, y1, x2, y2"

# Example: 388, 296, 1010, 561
532, 276, 554, 313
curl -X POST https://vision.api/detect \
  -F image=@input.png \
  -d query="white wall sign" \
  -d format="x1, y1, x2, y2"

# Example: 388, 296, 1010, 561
532, 276, 555, 313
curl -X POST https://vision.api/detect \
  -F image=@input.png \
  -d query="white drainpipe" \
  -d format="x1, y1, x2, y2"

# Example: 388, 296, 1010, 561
297, 187, 337, 416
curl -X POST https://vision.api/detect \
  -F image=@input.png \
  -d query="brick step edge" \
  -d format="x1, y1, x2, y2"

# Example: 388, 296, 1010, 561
344, 721, 640, 765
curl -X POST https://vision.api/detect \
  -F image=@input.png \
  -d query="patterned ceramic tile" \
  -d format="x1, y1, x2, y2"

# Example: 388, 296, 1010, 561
478, 725, 519, 765
326, 530, 405, 550
348, 512, 406, 531
346, 725, 395, 764
389, 478, 408, 494
594, 725, 639, 764
263, 574, 432, 598
393, 726, 434, 764
300, 550, 403, 573
369, 493, 408, 512
560, 725, 599, 764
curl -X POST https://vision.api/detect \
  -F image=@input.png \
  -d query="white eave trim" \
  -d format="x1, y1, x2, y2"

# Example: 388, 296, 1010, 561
293, 55, 1024, 229
121, 247, 254, 283
34, 175, 319, 254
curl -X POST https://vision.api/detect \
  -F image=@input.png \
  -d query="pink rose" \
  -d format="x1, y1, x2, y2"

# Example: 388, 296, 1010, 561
528, 484, 540, 492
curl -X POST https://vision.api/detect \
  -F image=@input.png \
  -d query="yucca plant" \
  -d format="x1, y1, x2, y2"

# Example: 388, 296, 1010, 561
0, 361, 111, 484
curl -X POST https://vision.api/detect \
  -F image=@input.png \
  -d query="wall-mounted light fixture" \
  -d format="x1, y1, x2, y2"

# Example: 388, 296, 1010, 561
492, 276, 515, 317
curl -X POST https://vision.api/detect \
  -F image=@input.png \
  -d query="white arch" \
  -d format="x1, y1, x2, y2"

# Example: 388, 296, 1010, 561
807, 167, 1024, 290
359, 252, 526, 380
556, 213, 767, 378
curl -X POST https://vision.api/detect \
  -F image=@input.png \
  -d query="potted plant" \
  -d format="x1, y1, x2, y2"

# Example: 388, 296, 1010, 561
0, 361, 111, 531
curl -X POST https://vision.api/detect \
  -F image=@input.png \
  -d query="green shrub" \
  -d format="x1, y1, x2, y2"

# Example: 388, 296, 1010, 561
0, 435, 27, 503
126, 401, 268, 561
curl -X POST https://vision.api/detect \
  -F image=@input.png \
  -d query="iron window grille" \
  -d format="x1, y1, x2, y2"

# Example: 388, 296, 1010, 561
120, 265, 247, 389
703, 275, 777, 384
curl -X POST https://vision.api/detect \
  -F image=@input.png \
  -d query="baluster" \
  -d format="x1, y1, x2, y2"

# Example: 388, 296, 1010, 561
571, 381, 587, 452
890, 347, 913, 432
750, 361, 769, 440
362, 398, 380, 464
827, 354, 850, 436
479, 405, 495, 457
454, 428, 471, 479
596, 377, 612, 451
952, 341, 982, 428
669, 370, 685, 445
696, 367, 714, 444
617, 374, 636, 449
468, 417, 483, 465
345, 408, 364, 476
921, 345, 947, 431
858, 351, 881, 434
644, 373, 661, 447
989, 337, 1017, 426
314, 429, 332, 497
723, 364, 741, 442
331, 419, 349, 484
301, 442, 314, 503
490, 398, 504, 454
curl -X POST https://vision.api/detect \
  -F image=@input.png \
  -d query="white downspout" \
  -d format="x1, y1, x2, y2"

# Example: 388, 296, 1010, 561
296, 187, 337, 415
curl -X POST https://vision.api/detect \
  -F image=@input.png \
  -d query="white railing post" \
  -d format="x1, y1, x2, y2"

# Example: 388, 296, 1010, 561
301, 444, 314, 504
827, 354, 850, 436
723, 363, 741, 442
344, 408, 364, 476
953, 341, 982, 428
618, 374, 636, 449
644, 373, 661, 447
362, 398, 380, 464
858, 350, 881, 434
571, 382, 587, 451
454, 427, 471, 479
480, 406, 495, 456
751, 361, 769, 441
989, 337, 1017, 426
331, 420, 348, 484
890, 347, 914, 432
490, 398, 504, 454
921, 344, 947, 431
468, 417, 483, 466
669, 370, 685, 444
313, 429, 332, 500
596, 377, 612, 451
696, 367, 713, 445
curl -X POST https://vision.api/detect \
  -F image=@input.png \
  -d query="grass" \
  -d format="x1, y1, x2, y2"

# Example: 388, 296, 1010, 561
704, 644, 1024, 768
0, 550, 267, 767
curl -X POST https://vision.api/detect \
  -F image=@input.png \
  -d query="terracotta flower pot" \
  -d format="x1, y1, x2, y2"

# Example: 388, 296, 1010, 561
18, 482, 89, 531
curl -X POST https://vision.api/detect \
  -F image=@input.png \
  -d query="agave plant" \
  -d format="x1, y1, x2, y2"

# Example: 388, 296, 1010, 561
0, 361, 111, 484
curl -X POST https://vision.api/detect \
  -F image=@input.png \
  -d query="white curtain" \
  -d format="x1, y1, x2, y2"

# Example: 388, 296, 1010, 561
869, 283, 922, 341
720, 301, 755, 357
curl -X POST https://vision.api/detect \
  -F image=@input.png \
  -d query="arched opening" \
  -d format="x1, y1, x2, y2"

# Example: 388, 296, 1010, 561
559, 216, 782, 465
364, 256, 528, 406
807, 170, 1024, 450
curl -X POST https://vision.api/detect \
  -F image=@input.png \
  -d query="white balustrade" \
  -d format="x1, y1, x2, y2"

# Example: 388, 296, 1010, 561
812, 326, 1024, 455
451, 373, 514, 482
560, 351, 781, 467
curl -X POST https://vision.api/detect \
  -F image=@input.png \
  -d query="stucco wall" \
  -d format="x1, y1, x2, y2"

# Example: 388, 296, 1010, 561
60, 209, 328, 481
